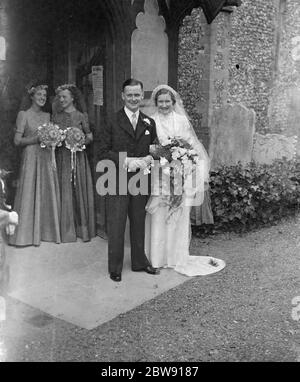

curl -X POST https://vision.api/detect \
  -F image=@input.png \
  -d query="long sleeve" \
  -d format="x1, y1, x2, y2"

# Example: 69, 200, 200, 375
98, 120, 121, 166
151, 120, 157, 145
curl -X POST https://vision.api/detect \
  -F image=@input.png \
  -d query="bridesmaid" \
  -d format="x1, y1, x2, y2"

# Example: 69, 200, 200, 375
53, 84, 95, 242
9, 83, 61, 246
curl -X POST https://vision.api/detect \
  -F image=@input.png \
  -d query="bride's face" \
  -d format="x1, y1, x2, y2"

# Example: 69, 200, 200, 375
157, 93, 174, 115
31, 89, 47, 108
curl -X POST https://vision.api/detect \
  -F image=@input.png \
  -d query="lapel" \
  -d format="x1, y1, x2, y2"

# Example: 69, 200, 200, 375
118, 108, 135, 138
135, 112, 148, 141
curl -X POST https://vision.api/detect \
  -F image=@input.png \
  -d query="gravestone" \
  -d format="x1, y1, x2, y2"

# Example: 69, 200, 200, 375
209, 103, 255, 170
285, 87, 300, 155
252, 133, 297, 164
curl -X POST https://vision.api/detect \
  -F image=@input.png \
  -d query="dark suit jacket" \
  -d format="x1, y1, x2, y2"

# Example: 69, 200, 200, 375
98, 108, 157, 195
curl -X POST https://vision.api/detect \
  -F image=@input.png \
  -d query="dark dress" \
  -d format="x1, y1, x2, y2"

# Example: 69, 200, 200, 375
9, 110, 61, 246
53, 110, 95, 242
190, 190, 214, 226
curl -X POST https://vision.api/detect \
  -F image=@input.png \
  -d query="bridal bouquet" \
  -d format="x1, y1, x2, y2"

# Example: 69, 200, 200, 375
64, 127, 86, 183
149, 136, 200, 216
37, 123, 65, 169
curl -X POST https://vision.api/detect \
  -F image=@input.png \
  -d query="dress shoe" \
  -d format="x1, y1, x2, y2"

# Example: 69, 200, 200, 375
133, 265, 160, 275
110, 272, 121, 282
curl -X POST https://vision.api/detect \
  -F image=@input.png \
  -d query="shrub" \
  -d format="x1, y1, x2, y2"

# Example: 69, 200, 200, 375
196, 158, 300, 235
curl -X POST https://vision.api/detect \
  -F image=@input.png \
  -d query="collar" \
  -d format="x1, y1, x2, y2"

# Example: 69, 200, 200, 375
124, 106, 140, 121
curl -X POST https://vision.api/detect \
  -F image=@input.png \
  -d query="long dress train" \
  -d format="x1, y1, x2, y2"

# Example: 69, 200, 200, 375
145, 111, 225, 276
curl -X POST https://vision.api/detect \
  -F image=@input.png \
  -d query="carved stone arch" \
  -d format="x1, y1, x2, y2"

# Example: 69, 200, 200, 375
131, 0, 168, 92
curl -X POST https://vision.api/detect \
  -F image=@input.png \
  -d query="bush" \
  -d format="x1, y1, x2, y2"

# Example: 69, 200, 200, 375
201, 158, 300, 234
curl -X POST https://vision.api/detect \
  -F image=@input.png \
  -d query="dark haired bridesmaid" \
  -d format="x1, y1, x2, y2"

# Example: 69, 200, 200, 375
53, 84, 95, 243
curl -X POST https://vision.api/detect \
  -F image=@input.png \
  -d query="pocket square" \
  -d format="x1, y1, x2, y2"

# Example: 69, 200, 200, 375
145, 130, 150, 135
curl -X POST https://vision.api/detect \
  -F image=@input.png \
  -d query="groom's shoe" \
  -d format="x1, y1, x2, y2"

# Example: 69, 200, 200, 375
110, 272, 122, 282
133, 265, 160, 275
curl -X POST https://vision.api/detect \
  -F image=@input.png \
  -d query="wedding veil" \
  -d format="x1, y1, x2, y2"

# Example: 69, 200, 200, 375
150, 84, 210, 206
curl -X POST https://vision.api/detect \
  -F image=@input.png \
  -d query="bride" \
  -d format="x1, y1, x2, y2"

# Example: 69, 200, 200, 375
145, 85, 225, 276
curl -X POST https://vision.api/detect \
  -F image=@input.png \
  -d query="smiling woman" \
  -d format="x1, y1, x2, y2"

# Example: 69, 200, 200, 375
53, 84, 95, 243
9, 83, 61, 247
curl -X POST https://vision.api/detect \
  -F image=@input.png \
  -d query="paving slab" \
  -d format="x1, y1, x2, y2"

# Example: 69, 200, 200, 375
6, 237, 224, 330
6, 238, 189, 329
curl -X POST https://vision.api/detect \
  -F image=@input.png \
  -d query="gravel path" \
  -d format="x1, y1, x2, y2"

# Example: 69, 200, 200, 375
2, 215, 300, 362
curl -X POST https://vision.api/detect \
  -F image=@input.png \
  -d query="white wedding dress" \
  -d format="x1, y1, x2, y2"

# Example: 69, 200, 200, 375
145, 111, 225, 276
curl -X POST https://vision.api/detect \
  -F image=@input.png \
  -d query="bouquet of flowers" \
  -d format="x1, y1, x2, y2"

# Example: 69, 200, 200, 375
37, 123, 65, 169
64, 127, 86, 183
150, 136, 200, 217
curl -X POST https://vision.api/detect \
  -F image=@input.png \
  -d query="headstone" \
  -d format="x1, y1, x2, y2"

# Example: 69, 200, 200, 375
285, 87, 300, 155
209, 103, 255, 169
252, 133, 297, 164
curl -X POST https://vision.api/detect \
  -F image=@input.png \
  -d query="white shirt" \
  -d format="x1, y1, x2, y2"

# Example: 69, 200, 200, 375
124, 106, 140, 127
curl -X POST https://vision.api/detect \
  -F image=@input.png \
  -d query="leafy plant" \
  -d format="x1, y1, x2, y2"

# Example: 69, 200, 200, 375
193, 157, 300, 235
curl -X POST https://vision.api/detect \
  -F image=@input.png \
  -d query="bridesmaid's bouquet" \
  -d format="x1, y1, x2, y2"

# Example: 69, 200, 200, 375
150, 137, 200, 216
64, 127, 86, 153
64, 127, 86, 184
37, 123, 65, 169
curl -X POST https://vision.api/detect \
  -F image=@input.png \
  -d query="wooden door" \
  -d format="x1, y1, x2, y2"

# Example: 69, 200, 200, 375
75, 39, 107, 237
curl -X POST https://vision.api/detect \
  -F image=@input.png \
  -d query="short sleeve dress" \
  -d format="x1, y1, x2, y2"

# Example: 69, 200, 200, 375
9, 109, 61, 246
53, 110, 95, 242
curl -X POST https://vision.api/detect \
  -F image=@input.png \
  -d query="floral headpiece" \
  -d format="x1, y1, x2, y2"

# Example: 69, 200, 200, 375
27, 84, 48, 95
55, 84, 77, 94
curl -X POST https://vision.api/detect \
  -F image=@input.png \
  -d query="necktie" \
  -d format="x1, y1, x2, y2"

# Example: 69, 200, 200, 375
132, 113, 137, 130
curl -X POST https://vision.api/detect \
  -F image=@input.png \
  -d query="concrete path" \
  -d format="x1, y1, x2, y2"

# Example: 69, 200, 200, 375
6, 238, 190, 329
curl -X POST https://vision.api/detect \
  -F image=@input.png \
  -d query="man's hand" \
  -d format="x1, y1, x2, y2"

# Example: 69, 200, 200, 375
123, 157, 139, 172
142, 155, 153, 166
124, 156, 153, 172
136, 155, 153, 171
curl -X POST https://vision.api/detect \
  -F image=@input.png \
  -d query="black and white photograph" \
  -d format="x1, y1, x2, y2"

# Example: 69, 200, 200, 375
0, 0, 299, 366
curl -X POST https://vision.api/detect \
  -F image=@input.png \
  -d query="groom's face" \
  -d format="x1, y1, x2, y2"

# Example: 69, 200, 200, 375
122, 85, 144, 112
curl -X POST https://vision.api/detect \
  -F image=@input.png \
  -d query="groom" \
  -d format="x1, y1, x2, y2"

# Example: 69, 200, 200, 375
99, 78, 159, 282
